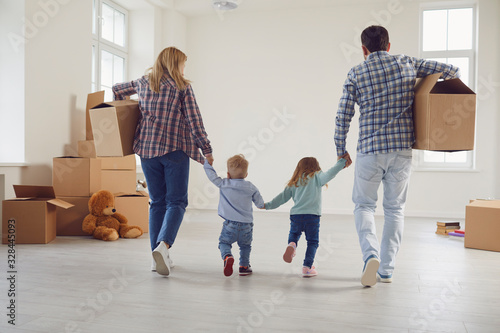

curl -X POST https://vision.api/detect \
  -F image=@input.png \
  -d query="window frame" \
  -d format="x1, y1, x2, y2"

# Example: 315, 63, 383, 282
415, 2, 477, 172
92, 0, 128, 101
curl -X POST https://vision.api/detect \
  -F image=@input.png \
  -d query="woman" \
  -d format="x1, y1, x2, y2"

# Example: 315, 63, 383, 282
113, 47, 213, 276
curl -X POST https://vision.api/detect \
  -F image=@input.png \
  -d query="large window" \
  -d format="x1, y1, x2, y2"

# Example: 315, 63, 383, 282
92, 0, 128, 101
417, 5, 476, 170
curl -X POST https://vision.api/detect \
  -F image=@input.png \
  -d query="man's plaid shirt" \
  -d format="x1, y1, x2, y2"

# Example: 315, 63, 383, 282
113, 75, 212, 163
335, 51, 460, 156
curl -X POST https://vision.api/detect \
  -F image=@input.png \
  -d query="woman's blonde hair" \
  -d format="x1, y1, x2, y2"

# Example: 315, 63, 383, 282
287, 157, 322, 187
148, 47, 190, 92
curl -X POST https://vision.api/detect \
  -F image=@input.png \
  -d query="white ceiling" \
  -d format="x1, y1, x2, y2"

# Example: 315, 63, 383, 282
113, 0, 397, 16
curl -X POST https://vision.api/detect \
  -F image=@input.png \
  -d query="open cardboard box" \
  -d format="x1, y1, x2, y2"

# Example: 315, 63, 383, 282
90, 100, 140, 157
2, 185, 74, 244
52, 155, 136, 197
413, 73, 476, 151
465, 199, 500, 252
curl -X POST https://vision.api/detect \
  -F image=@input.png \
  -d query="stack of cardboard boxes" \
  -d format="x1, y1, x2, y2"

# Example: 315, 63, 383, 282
55, 91, 150, 237
2, 92, 149, 244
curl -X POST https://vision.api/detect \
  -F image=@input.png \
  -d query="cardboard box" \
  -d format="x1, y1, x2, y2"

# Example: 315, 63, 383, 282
2, 186, 74, 244
413, 73, 476, 151
78, 140, 96, 158
90, 100, 140, 157
465, 200, 500, 252
56, 196, 90, 236
114, 191, 150, 233
53, 156, 136, 196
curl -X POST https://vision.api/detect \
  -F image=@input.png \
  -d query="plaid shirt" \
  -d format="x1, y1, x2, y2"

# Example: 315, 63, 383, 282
113, 75, 212, 163
335, 51, 460, 156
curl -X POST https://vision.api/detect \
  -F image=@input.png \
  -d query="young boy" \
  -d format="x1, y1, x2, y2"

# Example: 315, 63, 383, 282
204, 154, 264, 276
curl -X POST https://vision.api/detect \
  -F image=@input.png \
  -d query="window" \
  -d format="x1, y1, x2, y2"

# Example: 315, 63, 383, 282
417, 5, 476, 170
92, 0, 128, 101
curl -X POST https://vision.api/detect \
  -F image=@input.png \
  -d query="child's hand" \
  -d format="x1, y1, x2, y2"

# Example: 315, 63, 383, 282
206, 154, 214, 166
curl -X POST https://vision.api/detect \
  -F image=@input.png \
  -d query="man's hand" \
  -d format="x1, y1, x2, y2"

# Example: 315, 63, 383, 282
206, 153, 214, 166
338, 152, 352, 168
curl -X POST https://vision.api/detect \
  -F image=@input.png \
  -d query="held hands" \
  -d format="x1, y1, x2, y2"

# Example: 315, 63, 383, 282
338, 152, 352, 168
206, 153, 214, 166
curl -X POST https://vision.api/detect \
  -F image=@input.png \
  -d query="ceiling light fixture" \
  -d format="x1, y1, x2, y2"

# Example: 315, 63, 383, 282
212, 0, 238, 11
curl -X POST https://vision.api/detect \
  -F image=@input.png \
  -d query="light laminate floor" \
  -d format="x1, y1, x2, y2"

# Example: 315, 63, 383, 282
1, 210, 499, 333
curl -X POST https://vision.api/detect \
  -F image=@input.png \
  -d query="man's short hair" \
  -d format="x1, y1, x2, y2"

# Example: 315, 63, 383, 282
361, 25, 389, 52
227, 154, 248, 179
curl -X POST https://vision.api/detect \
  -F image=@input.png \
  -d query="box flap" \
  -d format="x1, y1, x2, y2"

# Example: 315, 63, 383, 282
86, 91, 105, 140
430, 78, 475, 95
47, 198, 75, 209
467, 199, 500, 209
414, 73, 441, 96
92, 100, 138, 109
13, 185, 56, 199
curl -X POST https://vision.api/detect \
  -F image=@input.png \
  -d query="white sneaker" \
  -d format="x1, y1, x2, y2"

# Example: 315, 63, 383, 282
152, 241, 171, 276
152, 257, 174, 271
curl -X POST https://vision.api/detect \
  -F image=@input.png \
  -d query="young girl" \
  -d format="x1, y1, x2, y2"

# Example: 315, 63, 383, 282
264, 157, 346, 277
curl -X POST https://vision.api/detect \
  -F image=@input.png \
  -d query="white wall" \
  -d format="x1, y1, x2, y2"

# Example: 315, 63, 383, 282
184, 0, 500, 218
0, 0, 25, 164
0, 0, 92, 199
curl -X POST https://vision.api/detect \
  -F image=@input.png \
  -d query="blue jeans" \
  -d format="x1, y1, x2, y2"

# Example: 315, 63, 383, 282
288, 214, 320, 268
353, 150, 412, 276
140, 150, 189, 251
219, 220, 253, 267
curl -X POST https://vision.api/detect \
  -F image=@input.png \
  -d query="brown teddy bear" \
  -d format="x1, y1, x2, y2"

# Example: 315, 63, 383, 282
83, 190, 143, 241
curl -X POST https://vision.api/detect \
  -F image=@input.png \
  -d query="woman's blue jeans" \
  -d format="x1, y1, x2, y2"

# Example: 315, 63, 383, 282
288, 214, 320, 268
140, 150, 189, 251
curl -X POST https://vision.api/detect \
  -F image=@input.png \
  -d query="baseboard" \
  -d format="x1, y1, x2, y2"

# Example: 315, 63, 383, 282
186, 206, 465, 219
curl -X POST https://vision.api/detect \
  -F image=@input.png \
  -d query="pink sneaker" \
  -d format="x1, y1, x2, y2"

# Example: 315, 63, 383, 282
283, 242, 296, 263
302, 266, 318, 277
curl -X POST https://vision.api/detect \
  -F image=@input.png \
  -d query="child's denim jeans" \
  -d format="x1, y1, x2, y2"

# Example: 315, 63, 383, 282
219, 220, 253, 267
288, 214, 320, 268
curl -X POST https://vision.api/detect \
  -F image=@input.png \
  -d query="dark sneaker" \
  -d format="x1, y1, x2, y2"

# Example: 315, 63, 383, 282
239, 265, 253, 276
224, 255, 234, 277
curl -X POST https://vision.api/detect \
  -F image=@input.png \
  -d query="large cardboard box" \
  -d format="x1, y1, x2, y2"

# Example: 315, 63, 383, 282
90, 100, 140, 157
413, 73, 476, 151
2, 186, 74, 244
465, 200, 500, 252
114, 191, 150, 233
53, 155, 136, 196
56, 196, 90, 236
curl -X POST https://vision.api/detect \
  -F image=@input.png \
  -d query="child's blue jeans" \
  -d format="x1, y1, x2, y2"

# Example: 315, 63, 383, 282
288, 214, 320, 268
219, 220, 253, 267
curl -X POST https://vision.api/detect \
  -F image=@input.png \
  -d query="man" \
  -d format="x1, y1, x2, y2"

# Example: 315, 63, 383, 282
335, 25, 460, 287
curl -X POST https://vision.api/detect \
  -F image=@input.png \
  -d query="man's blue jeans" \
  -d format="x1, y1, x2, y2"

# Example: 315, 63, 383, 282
353, 149, 412, 276
219, 220, 253, 267
140, 150, 189, 251
288, 214, 320, 268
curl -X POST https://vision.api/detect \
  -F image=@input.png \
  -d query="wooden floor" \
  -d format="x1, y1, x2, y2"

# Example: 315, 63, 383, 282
1, 210, 499, 333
